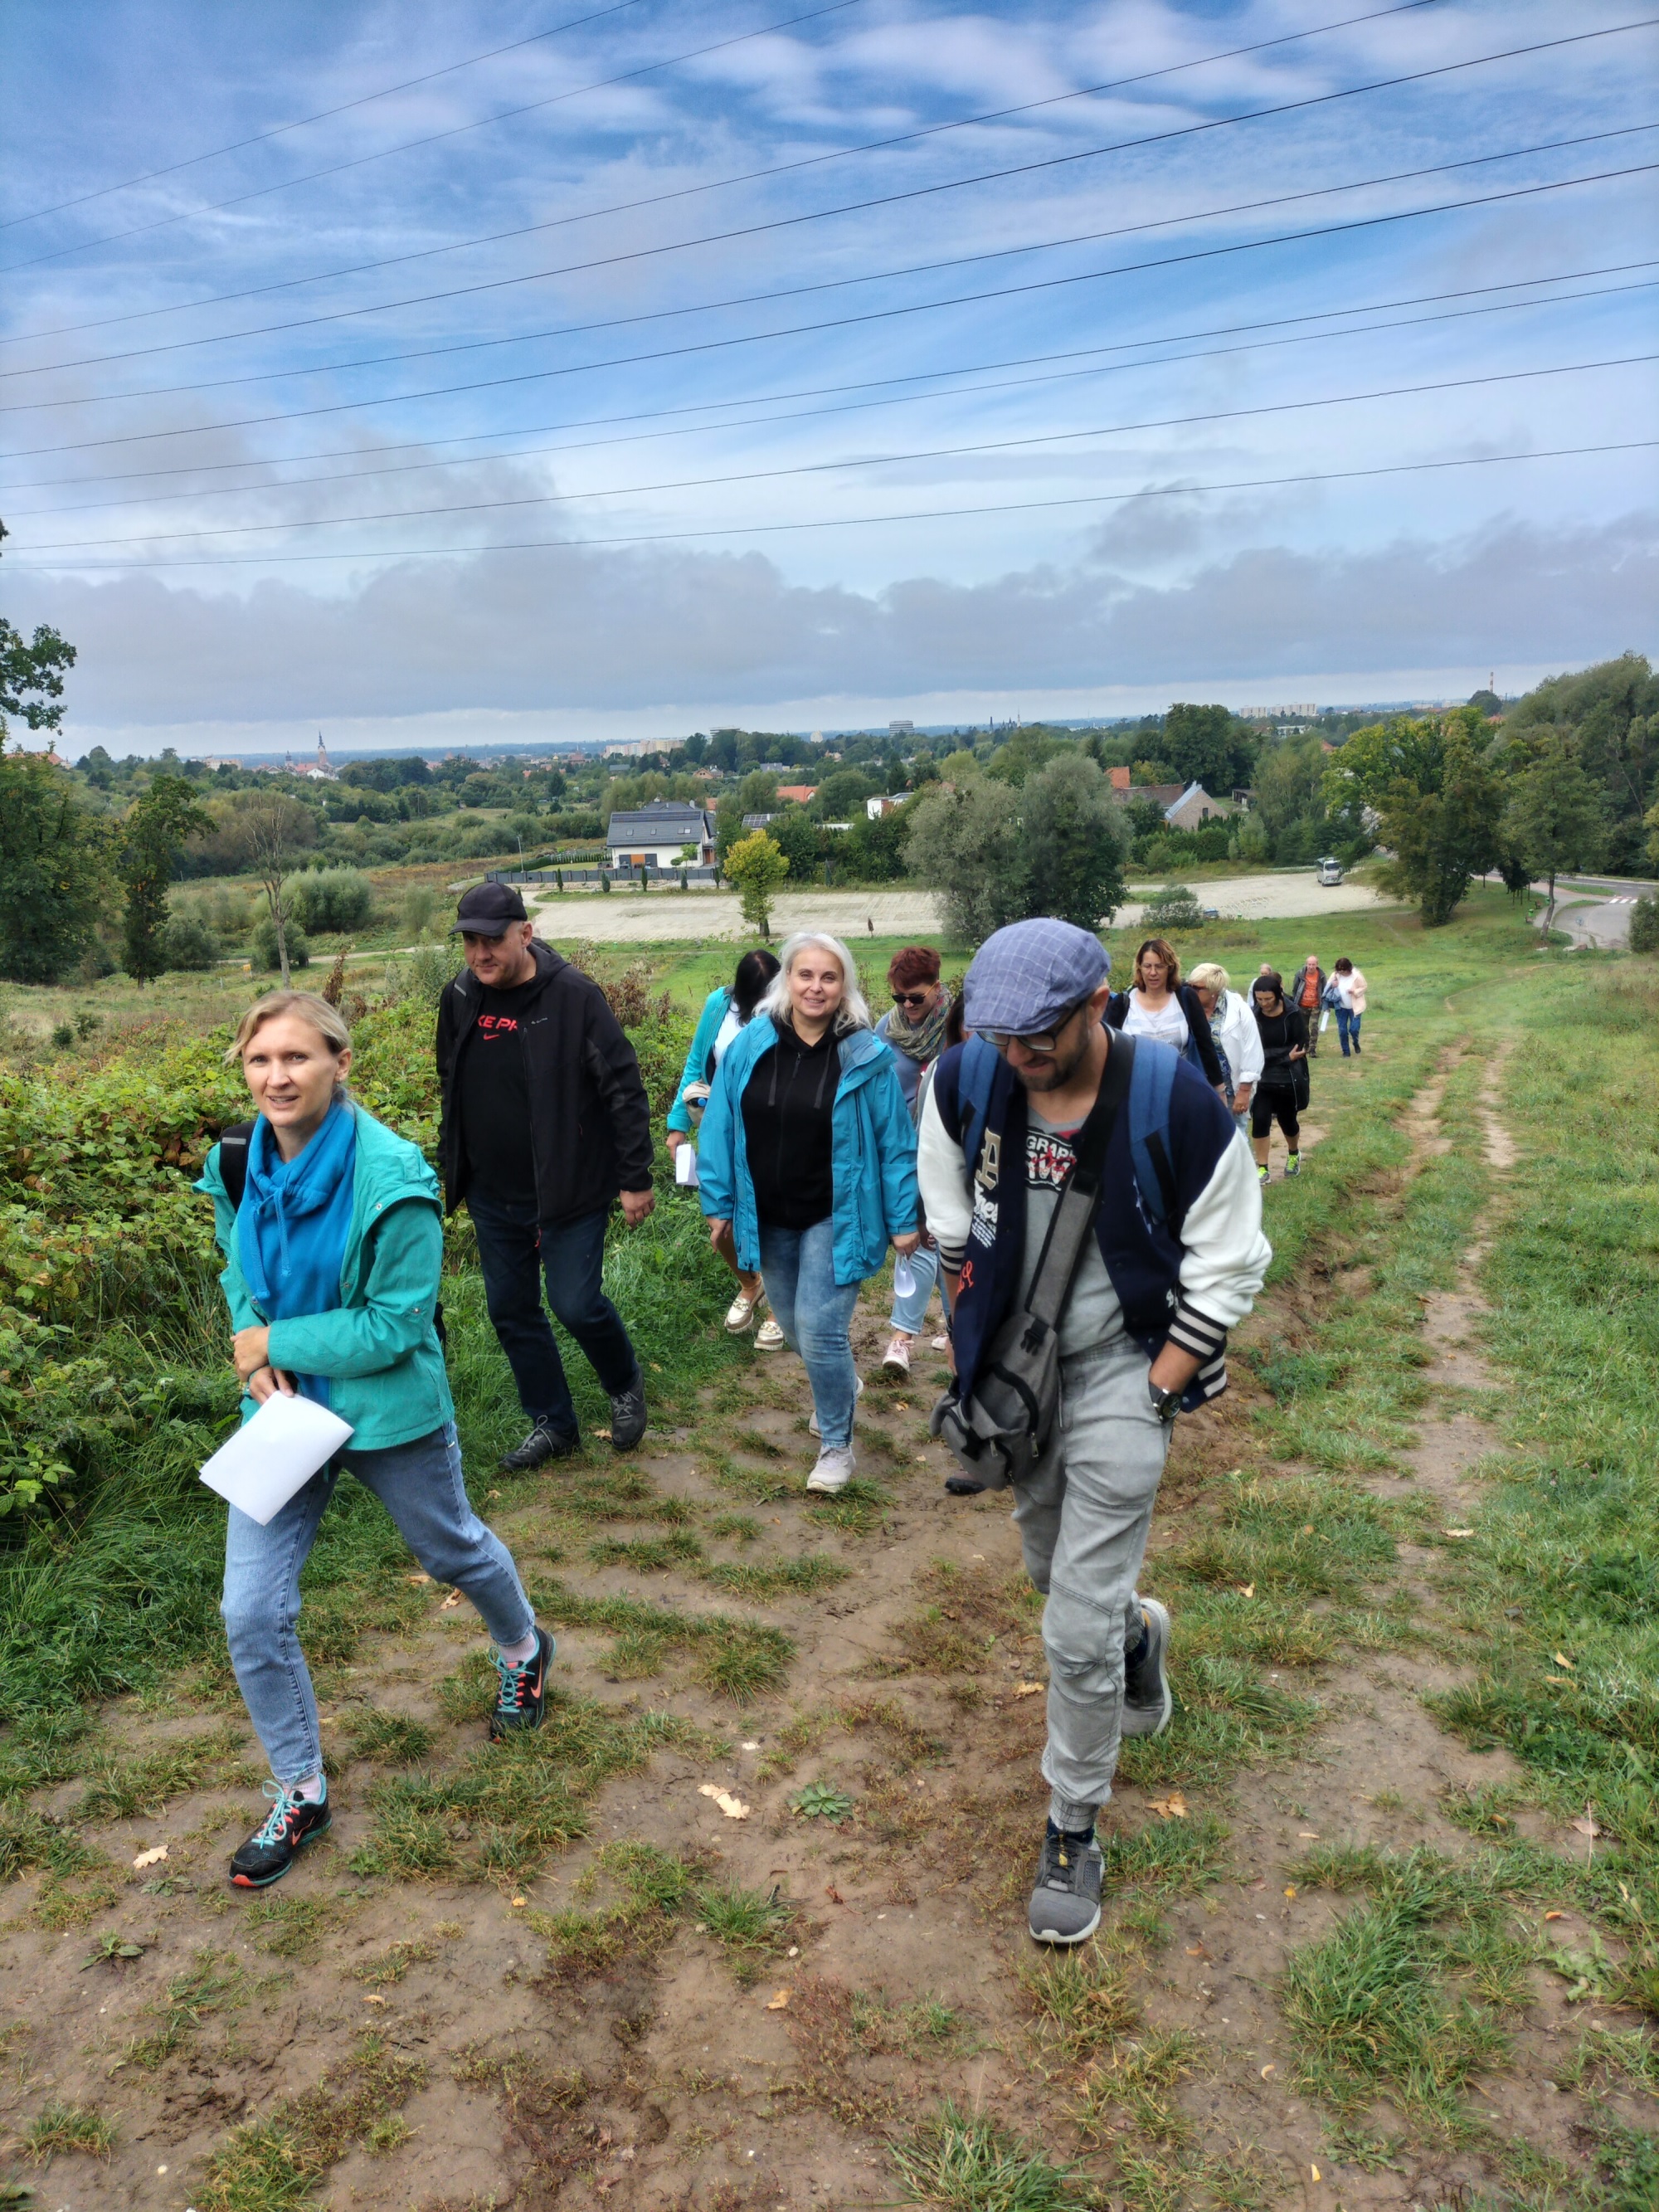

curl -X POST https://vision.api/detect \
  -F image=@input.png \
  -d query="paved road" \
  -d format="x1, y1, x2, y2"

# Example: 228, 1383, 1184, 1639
523, 873, 1401, 944
1539, 875, 1654, 949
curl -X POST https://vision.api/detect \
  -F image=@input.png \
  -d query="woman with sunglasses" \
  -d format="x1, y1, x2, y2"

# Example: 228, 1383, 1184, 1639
1105, 938, 1228, 1094
698, 933, 920, 1493
1248, 970, 1310, 1181
873, 947, 953, 1376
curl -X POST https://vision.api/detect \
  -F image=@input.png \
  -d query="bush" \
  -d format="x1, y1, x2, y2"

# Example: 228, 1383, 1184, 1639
251, 914, 311, 971
290, 866, 374, 935
158, 916, 219, 972
1140, 883, 1206, 932
1628, 897, 1659, 953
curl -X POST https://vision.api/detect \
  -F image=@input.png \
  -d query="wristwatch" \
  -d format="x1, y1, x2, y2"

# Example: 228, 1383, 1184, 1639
1148, 1380, 1182, 1425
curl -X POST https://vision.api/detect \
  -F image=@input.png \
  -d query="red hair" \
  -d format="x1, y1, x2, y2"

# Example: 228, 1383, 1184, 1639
887, 944, 941, 990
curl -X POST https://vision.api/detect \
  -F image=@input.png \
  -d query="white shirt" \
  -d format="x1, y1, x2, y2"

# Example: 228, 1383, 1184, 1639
1216, 989, 1265, 1093
1122, 992, 1190, 1050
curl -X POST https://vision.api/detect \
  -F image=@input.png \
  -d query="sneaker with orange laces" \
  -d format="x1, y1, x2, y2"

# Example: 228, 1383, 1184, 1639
489, 1626, 554, 1740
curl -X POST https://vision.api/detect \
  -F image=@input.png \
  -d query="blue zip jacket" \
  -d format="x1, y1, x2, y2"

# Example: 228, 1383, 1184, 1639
697, 1017, 919, 1285
667, 986, 732, 1136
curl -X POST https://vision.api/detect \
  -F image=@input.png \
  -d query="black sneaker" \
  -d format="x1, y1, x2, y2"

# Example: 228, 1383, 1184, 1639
1028, 1826, 1103, 1945
1121, 1596, 1173, 1738
607, 1369, 647, 1451
489, 1626, 555, 1740
499, 1422, 580, 1473
229, 1781, 331, 1889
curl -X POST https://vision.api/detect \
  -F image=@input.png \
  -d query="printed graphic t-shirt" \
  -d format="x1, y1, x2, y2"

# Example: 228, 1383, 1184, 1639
459, 977, 540, 1197
1018, 1102, 1125, 1358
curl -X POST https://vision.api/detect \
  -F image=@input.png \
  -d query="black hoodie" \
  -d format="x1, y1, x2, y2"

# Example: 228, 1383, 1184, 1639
435, 941, 654, 1225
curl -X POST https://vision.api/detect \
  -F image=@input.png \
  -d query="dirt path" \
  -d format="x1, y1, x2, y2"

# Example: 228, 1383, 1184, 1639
2, 1047, 1653, 2208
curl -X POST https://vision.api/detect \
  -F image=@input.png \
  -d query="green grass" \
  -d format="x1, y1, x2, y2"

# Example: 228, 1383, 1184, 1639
22, 2098, 116, 2161
201, 2036, 427, 2210
892, 2102, 1089, 2210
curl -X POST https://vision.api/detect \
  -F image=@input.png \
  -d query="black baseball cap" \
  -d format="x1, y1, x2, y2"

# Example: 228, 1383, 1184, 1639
452, 881, 529, 937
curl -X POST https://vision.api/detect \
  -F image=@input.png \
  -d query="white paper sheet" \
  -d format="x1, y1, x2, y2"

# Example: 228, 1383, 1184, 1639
200, 1389, 354, 1525
674, 1143, 701, 1187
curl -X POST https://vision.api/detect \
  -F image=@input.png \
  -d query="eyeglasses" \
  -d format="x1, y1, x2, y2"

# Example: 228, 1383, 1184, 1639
984, 997, 1092, 1056
891, 989, 934, 1007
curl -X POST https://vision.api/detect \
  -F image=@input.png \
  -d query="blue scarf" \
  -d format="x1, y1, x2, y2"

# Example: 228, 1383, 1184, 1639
236, 1098, 358, 1406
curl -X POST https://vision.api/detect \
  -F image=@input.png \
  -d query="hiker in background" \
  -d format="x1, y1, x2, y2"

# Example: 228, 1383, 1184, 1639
917, 920, 1270, 1946
874, 946, 953, 1376
200, 992, 551, 1891
1331, 956, 1368, 1055
1248, 970, 1310, 1181
698, 933, 920, 1494
435, 883, 654, 1471
1187, 962, 1262, 1135
1105, 938, 1228, 1092
1291, 953, 1327, 1055
667, 949, 782, 1347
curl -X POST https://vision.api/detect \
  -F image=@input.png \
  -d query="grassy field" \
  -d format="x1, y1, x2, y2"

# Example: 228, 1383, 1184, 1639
0, 887, 1655, 2208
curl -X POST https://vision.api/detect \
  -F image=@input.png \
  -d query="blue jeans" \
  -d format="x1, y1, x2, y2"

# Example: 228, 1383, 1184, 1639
758, 1217, 860, 1450
1336, 1008, 1362, 1055
221, 1421, 533, 1786
467, 1191, 639, 1436
888, 1238, 943, 1336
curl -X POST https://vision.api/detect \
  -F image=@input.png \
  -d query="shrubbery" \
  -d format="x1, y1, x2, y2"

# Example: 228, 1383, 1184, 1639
1629, 896, 1659, 953
290, 865, 375, 934
252, 914, 311, 971
158, 915, 219, 971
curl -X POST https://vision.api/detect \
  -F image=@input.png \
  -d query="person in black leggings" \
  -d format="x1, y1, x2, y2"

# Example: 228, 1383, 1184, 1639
1248, 972, 1309, 1183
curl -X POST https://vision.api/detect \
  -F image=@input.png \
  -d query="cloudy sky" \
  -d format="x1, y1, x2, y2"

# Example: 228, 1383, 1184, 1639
1, 0, 1654, 754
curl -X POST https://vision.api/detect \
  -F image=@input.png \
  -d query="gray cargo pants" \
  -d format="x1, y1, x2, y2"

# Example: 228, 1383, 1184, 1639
1010, 1333, 1170, 1832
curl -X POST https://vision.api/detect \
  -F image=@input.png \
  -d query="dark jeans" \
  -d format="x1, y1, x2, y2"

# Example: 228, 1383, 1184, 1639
467, 1190, 638, 1437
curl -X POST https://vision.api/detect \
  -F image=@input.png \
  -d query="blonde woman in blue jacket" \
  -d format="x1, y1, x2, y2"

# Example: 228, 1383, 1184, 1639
698, 933, 920, 1494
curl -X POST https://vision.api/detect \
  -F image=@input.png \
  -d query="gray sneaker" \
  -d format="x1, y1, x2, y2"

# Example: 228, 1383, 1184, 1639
1120, 1597, 1173, 1738
1028, 1828, 1102, 1945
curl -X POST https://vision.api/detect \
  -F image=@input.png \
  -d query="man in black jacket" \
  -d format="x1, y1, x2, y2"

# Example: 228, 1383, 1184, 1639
436, 883, 654, 1467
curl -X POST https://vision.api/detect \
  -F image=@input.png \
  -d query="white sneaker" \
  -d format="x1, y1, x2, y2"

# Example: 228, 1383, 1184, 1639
806, 1447, 856, 1493
755, 1316, 786, 1352
724, 1286, 763, 1333
809, 1377, 864, 1437
882, 1332, 912, 1377
931, 1333, 951, 1352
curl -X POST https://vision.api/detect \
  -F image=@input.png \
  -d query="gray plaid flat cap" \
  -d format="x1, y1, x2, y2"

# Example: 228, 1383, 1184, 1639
962, 919, 1111, 1035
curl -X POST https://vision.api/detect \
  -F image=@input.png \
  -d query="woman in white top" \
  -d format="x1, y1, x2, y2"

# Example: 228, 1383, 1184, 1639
1187, 962, 1264, 1130
1104, 938, 1228, 1091
1331, 956, 1368, 1055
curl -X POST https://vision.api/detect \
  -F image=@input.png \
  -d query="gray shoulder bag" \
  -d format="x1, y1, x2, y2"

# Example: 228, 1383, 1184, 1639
931, 1035, 1135, 1493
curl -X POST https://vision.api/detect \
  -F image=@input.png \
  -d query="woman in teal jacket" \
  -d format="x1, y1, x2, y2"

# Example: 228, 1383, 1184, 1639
198, 992, 549, 1892
666, 949, 780, 1342
698, 933, 919, 1495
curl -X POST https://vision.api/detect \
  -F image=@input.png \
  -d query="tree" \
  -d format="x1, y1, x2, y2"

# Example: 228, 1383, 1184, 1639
904, 778, 1025, 946
1504, 652, 1658, 875
1019, 753, 1129, 930
1163, 703, 1249, 794
766, 807, 819, 884
1329, 708, 1501, 926
0, 750, 109, 982
240, 790, 314, 984
120, 776, 212, 985
724, 831, 790, 939
1501, 733, 1606, 918
0, 617, 76, 740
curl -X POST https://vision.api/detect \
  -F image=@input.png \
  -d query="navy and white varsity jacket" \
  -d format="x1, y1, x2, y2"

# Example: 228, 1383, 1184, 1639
916, 1035, 1271, 1410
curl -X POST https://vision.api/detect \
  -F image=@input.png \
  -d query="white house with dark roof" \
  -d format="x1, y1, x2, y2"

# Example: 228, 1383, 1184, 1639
605, 803, 717, 868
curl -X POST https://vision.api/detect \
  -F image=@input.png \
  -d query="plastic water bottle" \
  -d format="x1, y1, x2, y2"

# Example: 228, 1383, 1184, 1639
893, 1256, 916, 1301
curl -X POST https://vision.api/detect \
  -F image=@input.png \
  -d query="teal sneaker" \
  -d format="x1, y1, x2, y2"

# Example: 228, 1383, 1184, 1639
230, 1780, 330, 1889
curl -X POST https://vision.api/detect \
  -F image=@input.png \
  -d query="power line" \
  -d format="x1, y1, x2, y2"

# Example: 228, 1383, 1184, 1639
12, 269, 1654, 517
12, 17, 1651, 378
8, 153, 1652, 459
9, 440, 1650, 572
18, 354, 1652, 552
0, 0, 868, 275
0, 0, 655, 231
2, 0, 1442, 340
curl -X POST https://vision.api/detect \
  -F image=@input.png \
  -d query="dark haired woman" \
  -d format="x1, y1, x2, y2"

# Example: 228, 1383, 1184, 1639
1105, 937, 1228, 1091
669, 948, 782, 1344
1331, 955, 1368, 1055
873, 946, 952, 1373
1248, 971, 1309, 1182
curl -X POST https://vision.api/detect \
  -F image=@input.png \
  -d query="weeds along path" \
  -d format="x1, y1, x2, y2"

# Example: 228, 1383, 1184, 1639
1, 979, 1655, 2210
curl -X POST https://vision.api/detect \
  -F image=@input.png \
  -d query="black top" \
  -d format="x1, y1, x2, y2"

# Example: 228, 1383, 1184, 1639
1252, 1002, 1308, 1088
457, 977, 541, 1197
435, 942, 655, 1225
742, 1019, 840, 1230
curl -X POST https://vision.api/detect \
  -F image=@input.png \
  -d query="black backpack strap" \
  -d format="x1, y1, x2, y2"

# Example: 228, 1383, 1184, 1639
217, 1119, 255, 1210
1024, 1034, 1135, 1333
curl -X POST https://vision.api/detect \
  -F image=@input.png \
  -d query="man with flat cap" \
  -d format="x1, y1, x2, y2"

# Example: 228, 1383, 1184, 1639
436, 882, 654, 1466
917, 918, 1269, 1946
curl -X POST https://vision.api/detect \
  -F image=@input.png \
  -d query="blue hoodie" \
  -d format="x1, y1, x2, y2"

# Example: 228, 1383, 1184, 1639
697, 1017, 919, 1286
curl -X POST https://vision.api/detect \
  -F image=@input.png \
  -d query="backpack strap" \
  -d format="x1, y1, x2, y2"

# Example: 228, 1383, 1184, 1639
217, 1119, 255, 1211
1024, 1032, 1134, 1331
1128, 1042, 1181, 1232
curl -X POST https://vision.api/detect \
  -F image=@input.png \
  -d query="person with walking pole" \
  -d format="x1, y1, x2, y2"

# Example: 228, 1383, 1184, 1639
436, 883, 654, 1469
917, 921, 1269, 1943
200, 992, 552, 1889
